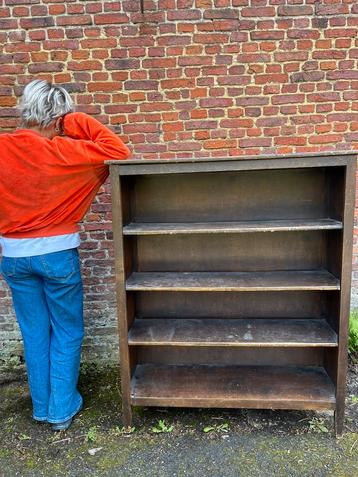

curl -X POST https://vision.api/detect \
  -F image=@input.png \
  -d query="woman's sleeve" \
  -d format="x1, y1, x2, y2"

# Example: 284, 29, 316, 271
53, 112, 131, 164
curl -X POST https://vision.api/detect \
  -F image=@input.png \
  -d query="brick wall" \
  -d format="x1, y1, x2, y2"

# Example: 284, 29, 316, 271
1, 0, 358, 365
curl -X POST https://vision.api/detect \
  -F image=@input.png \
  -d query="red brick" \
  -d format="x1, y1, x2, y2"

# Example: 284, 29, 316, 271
193, 33, 229, 44
220, 119, 253, 128
31, 5, 48, 15
28, 62, 64, 73
0, 64, 24, 74
57, 15, 92, 26
239, 137, 272, 148
327, 71, 358, 80
167, 10, 201, 20
200, 98, 233, 108
291, 71, 325, 83
94, 13, 128, 24
325, 28, 357, 39
278, 6, 313, 16
178, 56, 212, 66
308, 92, 340, 103
272, 94, 305, 105
315, 4, 349, 15
204, 139, 237, 149
241, 7, 275, 17
66, 28, 84, 39
274, 51, 308, 62
48, 29, 64, 39
255, 74, 288, 85
88, 82, 124, 92
309, 134, 343, 144
5, 0, 40, 4
20, 16, 53, 28
288, 30, 320, 40
236, 97, 268, 106
203, 9, 239, 19
0, 8, 10, 17
49, 4, 65, 14
250, 31, 284, 40
81, 38, 117, 48
67, 4, 84, 14
13, 6, 29, 16
274, 137, 307, 146
29, 30, 46, 40
236, 53, 271, 63
105, 59, 140, 70
0, 18, 18, 29
86, 3, 103, 13
124, 80, 158, 91
142, 58, 177, 68
68, 60, 103, 71
161, 79, 196, 89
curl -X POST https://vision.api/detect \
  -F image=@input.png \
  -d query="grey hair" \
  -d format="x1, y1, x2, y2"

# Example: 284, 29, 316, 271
19, 80, 73, 128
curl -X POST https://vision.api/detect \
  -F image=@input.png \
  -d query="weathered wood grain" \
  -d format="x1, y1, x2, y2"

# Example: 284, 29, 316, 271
128, 318, 338, 347
131, 364, 336, 410
126, 270, 340, 291
123, 218, 342, 235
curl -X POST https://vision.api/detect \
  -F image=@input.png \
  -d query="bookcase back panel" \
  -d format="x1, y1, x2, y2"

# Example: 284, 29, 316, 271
135, 291, 333, 319
132, 168, 330, 222
135, 231, 326, 272
136, 346, 324, 366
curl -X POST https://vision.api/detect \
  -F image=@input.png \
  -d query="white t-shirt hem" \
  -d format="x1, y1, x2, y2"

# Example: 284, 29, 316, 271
0, 233, 81, 258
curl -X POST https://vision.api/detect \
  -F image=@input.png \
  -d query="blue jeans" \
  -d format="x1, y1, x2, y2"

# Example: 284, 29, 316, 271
1, 249, 84, 423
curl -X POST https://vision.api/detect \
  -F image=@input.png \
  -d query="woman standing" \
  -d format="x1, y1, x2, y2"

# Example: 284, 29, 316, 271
0, 80, 130, 430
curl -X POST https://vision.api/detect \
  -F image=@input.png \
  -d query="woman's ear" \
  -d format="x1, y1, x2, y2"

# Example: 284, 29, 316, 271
54, 116, 64, 135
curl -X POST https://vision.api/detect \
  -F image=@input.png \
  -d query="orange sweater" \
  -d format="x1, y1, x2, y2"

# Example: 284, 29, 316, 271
0, 112, 130, 238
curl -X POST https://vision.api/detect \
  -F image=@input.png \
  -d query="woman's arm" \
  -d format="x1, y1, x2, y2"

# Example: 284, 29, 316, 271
53, 112, 131, 164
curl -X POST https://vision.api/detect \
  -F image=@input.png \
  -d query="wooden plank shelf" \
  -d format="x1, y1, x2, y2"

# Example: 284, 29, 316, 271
128, 318, 338, 347
126, 270, 340, 291
131, 364, 336, 410
123, 218, 343, 235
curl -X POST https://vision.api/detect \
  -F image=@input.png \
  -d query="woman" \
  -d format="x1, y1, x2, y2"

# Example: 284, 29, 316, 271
0, 79, 130, 431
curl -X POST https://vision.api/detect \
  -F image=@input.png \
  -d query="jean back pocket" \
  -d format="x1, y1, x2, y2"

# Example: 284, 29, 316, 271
40, 249, 78, 281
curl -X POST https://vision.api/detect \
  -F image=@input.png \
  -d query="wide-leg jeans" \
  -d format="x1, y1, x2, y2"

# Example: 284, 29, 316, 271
1, 248, 84, 423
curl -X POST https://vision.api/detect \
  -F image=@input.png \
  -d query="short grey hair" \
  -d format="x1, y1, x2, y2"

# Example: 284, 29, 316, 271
19, 80, 73, 128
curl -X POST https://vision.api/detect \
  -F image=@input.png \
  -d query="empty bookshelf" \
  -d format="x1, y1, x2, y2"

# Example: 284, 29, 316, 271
108, 152, 356, 435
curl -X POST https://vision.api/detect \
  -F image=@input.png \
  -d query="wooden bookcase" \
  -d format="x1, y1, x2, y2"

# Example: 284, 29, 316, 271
108, 152, 356, 435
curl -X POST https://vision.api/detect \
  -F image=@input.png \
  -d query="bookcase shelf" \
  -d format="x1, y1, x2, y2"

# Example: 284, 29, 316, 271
131, 364, 336, 410
123, 218, 343, 235
128, 318, 338, 347
126, 270, 340, 292
108, 152, 356, 436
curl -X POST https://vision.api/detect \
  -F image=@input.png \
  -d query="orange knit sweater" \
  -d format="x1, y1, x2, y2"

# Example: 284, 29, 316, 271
0, 112, 130, 238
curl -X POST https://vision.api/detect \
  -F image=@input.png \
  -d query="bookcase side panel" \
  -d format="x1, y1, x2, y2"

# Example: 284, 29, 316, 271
335, 159, 356, 434
109, 168, 136, 426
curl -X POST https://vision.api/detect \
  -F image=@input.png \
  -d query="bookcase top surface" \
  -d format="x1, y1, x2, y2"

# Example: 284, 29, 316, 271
107, 150, 357, 175
107, 150, 356, 166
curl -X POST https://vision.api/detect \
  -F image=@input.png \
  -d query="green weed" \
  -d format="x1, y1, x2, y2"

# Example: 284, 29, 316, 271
308, 418, 329, 433
349, 312, 358, 355
151, 419, 173, 434
86, 426, 97, 442
203, 422, 229, 433
114, 426, 136, 435
350, 395, 358, 405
